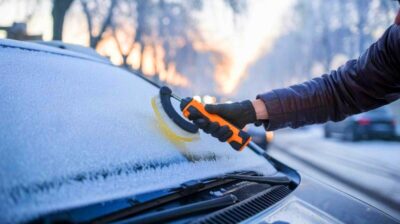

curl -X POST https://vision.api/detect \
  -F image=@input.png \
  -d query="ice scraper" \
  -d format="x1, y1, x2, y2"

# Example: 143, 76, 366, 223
152, 86, 252, 151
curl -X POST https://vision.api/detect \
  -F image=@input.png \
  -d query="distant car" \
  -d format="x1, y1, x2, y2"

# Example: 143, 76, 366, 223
1, 39, 397, 223
324, 107, 396, 141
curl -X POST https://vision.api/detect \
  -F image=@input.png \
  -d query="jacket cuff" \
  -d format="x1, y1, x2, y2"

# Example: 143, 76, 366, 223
256, 90, 288, 131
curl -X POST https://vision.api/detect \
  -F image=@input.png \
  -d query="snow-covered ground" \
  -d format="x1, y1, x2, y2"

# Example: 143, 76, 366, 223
267, 126, 400, 220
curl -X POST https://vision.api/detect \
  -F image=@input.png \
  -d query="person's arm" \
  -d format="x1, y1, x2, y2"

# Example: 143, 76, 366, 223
257, 24, 400, 131
181, 24, 400, 142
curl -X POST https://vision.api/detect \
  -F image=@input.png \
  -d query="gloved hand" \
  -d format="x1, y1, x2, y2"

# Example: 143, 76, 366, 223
180, 99, 258, 142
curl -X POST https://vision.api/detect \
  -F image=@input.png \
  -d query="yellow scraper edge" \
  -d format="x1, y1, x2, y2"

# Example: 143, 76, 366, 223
151, 96, 197, 142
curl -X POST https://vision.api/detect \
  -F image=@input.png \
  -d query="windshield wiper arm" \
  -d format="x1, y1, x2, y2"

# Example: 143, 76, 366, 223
114, 194, 238, 224
222, 174, 291, 185
93, 172, 248, 224
113, 174, 291, 224
93, 171, 291, 223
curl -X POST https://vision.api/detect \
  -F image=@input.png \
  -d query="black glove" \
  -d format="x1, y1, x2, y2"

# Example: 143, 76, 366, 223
181, 99, 258, 142
205, 101, 258, 129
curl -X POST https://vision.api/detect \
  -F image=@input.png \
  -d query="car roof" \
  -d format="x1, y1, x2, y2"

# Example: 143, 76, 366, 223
35, 40, 109, 62
1, 38, 111, 64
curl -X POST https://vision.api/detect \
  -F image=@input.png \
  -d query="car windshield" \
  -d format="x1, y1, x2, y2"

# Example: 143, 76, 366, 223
0, 40, 276, 223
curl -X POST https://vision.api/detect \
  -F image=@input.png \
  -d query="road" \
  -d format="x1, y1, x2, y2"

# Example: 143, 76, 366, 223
267, 126, 400, 220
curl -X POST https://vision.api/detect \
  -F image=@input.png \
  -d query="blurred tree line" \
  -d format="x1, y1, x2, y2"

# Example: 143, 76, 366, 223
1, 0, 245, 94
240, 0, 398, 91
50, 0, 235, 91
53, 0, 245, 93
238, 0, 400, 120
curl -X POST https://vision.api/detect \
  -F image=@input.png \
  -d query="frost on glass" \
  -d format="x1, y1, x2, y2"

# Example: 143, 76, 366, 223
0, 40, 277, 223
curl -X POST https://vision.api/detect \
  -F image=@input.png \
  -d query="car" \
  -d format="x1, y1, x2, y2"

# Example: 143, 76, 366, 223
0, 39, 398, 224
324, 107, 397, 141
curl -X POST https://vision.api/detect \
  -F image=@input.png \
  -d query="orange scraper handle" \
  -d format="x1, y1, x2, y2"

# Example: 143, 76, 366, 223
182, 98, 252, 151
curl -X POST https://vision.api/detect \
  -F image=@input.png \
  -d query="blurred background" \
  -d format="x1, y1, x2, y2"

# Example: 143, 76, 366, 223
1, 0, 399, 219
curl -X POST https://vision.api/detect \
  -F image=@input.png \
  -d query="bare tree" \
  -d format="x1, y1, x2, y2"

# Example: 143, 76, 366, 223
86, 0, 248, 89
157, 0, 189, 73
52, 0, 73, 40
111, 0, 136, 67
134, 0, 155, 72
80, 0, 117, 48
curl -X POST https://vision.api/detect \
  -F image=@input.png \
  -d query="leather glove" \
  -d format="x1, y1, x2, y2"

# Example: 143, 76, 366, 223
180, 99, 258, 142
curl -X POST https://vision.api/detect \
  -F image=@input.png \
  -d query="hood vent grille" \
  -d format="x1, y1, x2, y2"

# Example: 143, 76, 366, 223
192, 185, 291, 224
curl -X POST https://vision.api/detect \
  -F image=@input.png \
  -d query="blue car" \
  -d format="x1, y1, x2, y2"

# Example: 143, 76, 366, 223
0, 39, 397, 224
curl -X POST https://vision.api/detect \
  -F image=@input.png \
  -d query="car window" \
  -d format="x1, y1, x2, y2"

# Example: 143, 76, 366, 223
0, 41, 276, 223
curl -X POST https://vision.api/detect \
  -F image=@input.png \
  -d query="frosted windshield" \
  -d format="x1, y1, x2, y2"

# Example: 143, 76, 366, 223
0, 40, 276, 223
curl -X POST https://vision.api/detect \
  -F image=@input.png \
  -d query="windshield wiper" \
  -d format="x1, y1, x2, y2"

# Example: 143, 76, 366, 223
222, 173, 291, 185
93, 171, 291, 223
114, 194, 238, 224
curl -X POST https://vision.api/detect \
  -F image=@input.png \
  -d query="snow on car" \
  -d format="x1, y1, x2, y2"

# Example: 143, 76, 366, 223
0, 39, 276, 223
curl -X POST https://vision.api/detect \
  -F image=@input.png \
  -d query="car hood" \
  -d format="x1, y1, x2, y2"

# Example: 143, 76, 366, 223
245, 174, 398, 224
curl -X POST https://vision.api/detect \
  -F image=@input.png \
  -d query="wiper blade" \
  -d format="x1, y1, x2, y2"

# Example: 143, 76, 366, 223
93, 171, 249, 223
93, 171, 291, 223
114, 194, 238, 224
222, 174, 291, 185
